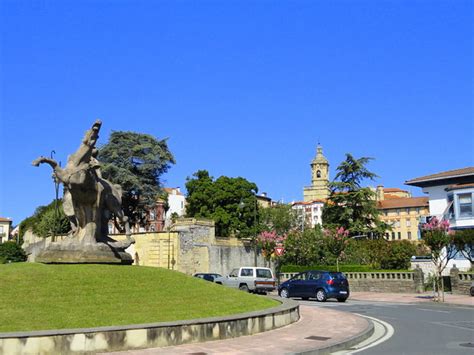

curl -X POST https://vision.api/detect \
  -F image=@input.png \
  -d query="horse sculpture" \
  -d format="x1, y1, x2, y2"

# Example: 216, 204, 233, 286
32, 120, 134, 259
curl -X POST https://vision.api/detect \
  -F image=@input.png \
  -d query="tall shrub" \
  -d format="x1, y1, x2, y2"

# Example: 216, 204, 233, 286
421, 218, 456, 302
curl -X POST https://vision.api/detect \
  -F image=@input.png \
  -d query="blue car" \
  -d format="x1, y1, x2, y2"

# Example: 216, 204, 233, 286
278, 270, 350, 302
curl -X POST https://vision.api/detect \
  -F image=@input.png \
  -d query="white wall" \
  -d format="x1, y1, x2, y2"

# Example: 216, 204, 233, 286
422, 185, 448, 217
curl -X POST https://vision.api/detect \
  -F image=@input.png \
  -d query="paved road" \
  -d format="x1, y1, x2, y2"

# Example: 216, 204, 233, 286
302, 299, 474, 355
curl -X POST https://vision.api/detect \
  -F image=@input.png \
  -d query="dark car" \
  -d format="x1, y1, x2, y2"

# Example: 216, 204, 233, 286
193, 273, 222, 282
278, 270, 350, 302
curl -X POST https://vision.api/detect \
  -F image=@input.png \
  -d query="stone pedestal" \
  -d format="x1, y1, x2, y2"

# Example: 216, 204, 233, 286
36, 240, 133, 265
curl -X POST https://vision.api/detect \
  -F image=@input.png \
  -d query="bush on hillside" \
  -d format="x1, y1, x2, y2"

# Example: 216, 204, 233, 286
0, 241, 27, 263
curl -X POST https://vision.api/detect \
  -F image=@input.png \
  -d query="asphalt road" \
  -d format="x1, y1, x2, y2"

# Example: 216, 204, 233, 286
301, 298, 474, 355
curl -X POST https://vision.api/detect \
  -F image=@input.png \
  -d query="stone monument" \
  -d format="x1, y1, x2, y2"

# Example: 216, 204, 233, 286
32, 120, 135, 264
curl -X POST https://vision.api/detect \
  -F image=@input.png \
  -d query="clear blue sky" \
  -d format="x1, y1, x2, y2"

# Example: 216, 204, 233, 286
1, 0, 473, 225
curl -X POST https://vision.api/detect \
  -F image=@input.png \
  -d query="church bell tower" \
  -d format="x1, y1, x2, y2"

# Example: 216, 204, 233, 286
303, 144, 329, 201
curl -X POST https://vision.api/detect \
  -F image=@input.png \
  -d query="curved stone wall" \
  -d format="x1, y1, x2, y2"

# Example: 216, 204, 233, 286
0, 298, 299, 354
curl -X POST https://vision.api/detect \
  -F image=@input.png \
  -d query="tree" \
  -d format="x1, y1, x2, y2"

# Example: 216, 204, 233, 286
19, 200, 71, 239
323, 227, 350, 271
98, 131, 175, 228
322, 154, 388, 237
0, 241, 27, 263
453, 229, 474, 266
185, 170, 259, 237
259, 204, 299, 236
421, 217, 456, 302
282, 227, 326, 266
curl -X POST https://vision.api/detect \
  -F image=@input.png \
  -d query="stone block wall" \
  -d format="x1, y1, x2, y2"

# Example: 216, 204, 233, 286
280, 271, 422, 293
450, 266, 473, 295
344, 272, 418, 293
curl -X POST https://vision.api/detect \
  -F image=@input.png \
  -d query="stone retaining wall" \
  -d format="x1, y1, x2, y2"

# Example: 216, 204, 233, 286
0, 298, 299, 355
344, 272, 417, 293
450, 267, 473, 295
279, 271, 422, 293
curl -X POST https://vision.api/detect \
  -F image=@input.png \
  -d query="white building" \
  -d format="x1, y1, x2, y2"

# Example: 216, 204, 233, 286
164, 187, 186, 228
291, 200, 325, 229
406, 167, 474, 271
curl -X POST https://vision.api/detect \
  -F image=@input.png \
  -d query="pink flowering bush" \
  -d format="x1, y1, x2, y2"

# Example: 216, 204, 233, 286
323, 227, 350, 271
257, 230, 287, 262
421, 217, 456, 302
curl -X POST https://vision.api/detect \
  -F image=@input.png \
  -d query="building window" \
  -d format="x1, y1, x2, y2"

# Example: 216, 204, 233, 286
317, 170, 321, 178
407, 231, 412, 240
384, 211, 388, 216
385, 233, 389, 239
406, 208, 410, 214
0, 226, 3, 234
398, 232, 401, 240
416, 207, 420, 214
458, 193, 473, 217
396, 209, 400, 215
395, 220, 400, 228
392, 232, 395, 240
149, 210, 156, 221
406, 219, 411, 227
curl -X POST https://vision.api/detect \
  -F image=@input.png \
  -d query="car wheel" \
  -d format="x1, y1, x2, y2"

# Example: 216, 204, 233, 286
337, 297, 347, 303
470, 287, 474, 297
280, 288, 289, 298
239, 284, 249, 292
316, 289, 327, 302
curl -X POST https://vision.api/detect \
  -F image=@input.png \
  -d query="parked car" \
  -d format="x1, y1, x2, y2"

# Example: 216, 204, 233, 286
214, 267, 276, 294
193, 273, 222, 282
278, 270, 350, 302
470, 281, 474, 297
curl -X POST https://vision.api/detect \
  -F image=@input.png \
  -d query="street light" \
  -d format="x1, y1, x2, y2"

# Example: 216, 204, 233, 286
239, 196, 258, 267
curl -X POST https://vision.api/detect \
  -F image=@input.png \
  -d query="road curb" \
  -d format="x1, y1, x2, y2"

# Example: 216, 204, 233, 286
292, 315, 375, 355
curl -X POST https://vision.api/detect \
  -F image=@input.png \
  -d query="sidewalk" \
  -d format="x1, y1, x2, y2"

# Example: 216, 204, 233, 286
106, 305, 373, 355
350, 291, 474, 307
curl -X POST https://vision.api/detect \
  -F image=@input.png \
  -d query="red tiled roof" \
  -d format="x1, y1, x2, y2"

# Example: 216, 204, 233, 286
384, 194, 403, 200
163, 187, 184, 196
377, 197, 428, 209
0, 217, 12, 222
406, 167, 474, 185
384, 188, 407, 193
292, 199, 326, 206
446, 183, 474, 191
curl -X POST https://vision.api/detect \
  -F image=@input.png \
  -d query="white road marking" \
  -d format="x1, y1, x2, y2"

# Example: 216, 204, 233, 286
416, 308, 450, 313
331, 314, 395, 354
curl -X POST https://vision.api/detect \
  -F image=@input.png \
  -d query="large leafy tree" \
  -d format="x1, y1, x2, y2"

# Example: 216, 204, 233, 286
185, 170, 258, 237
322, 153, 388, 237
259, 204, 299, 236
453, 229, 474, 266
98, 131, 175, 227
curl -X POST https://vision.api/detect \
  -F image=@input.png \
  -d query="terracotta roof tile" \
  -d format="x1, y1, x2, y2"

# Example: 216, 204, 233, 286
0, 217, 12, 222
446, 183, 474, 191
384, 188, 407, 193
384, 194, 403, 199
377, 197, 428, 209
406, 167, 474, 185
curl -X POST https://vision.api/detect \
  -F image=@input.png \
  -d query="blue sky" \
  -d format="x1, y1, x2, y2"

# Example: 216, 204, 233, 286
1, 0, 473, 225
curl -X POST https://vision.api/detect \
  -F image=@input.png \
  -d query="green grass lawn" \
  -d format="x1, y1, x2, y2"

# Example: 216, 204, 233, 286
0, 263, 278, 333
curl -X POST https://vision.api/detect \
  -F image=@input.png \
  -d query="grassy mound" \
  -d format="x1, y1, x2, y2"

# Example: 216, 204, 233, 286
0, 263, 278, 333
